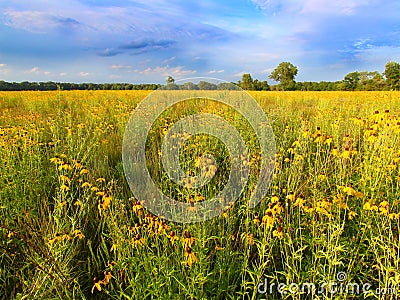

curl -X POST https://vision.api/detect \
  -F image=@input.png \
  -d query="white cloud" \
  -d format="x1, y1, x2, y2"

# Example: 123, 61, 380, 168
208, 70, 224, 74
0, 64, 6, 67
44, 71, 51, 75
111, 64, 132, 70
59, 72, 67, 76
138, 66, 196, 79
27, 67, 40, 73
79, 72, 89, 76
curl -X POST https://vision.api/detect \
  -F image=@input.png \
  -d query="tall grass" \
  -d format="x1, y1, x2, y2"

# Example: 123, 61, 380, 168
0, 90, 399, 299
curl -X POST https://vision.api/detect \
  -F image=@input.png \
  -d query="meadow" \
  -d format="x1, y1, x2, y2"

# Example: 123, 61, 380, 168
0, 90, 399, 299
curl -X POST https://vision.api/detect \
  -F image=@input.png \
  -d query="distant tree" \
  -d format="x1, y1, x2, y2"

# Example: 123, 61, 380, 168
384, 61, 400, 90
240, 73, 254, 90
342, 71, 361, 91
166, 76, 175, 85
197, 81, 217, 90
268, 62, 298, 91
252, 79, 270, 91
181, 82, 198, 90
358, 71, 385, 91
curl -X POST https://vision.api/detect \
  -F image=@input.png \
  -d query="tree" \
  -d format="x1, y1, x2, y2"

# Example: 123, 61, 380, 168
342, 71, 361, 91
383, 61, 400, 90
240, 73, 254, 90
268, 62, 298, 91
166, 76, 175, 85
197, 81, 217, 90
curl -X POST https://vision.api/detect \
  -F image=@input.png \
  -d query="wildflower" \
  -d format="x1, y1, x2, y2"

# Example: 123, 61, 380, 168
91, 271, 112, 293
169, 231, 179, 245
286, 191, 295, 202
343, 186, 356, 196
379, 201, 389, 215
363, 201, 378, 211
273, 226, 284, 239
96, 177, 106, 183
50, 157, 60, 164
80, 169, 89, 175
272, 202, 284, 215
81, 182, 92, 188
340, 147, 351, 159
253, 215, 260, 225
294, 197, 305, 208
262, 211, 274, 229
59, 163, 72, 171
271, 194, 279, 203
324, 135, 333, 146
132, 234, 145, 247
215, 245, 224, 251
72, 229, 85, 239
331, 146, 339, 157
182, 231, 195, 248
59, 175, 71, 183
60, 184, 70, 192
133, 201, 143, 214
98, 195, 112, 211
185, 247, 197, 267
348, 211, 358, 220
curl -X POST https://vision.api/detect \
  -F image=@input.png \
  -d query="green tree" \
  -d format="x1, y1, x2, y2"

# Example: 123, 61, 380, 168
166, 76, 175, 85
342, 71, 361, 91
383, 61, 400, 90
240, 73, 254, 90
268, 62, 298, 91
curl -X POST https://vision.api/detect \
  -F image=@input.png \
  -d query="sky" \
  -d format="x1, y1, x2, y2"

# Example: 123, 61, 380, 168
0, 0, 399, 84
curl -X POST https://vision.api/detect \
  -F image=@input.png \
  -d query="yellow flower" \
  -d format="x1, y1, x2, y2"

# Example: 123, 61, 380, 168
348, 211, 358, 220
59, 175, 71, 183
185, 247, 197, 267
72, 229, 85, 239
286, 192, 295, 202
96, 177, 106, 183
60, 184, 70, 192
262, 211, 274, 229
331, 147, 339, 157
273, 227, 284, 239
168, 231, 179, 245
80, 169, 89, 175
379, 201, 389, 215
294, 197, 305, 208
271, 194, 279, 203
81, 182, 92, 188
182, 231, 195, 248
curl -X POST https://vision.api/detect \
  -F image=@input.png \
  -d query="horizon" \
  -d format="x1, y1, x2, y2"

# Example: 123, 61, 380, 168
0, 1, 399, 84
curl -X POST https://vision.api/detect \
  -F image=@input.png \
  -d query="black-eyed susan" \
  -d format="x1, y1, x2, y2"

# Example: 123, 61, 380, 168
168, 231, 179, 245
262, 211, 274, 230
182, 231, 195, 248
185, 247, 197, 267
273, 226, 284, 239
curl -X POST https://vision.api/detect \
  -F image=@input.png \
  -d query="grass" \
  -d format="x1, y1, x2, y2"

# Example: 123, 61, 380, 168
0, 90, 399, 299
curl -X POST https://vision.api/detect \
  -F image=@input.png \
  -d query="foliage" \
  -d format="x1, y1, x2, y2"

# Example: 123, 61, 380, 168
384, 61, 400, 90
268, 62, 298, 91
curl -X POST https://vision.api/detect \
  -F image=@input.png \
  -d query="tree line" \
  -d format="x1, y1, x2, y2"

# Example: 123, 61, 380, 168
0, 61, 399, 91
0, 81, 161, 91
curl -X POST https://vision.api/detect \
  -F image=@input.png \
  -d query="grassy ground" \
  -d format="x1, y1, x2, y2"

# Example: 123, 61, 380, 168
0, 90, 399, 299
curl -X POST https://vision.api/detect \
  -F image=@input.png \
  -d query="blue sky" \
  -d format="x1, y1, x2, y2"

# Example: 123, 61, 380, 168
0, 0, 399, 83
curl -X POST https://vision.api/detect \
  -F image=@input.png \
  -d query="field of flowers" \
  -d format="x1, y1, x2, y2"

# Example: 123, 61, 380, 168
0, 90, 399, 299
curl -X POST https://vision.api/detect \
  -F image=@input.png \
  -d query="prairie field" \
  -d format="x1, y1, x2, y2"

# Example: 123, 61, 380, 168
1, 90, 400, 299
